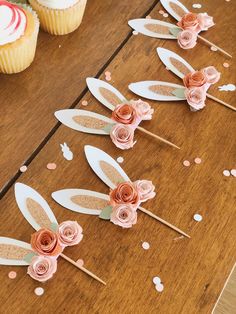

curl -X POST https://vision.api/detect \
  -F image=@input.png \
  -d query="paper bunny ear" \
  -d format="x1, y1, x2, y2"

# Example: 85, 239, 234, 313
55, 109, 114, 135
157, 47, 195, 79
86, 78, 127, 111
0, 237, 34, 266
129, 81, 186, 101
14, 183, 58, 231
128, 19, 178, 39
84, 145, 130, 189
160, 0, 189, 21
52, 189, 110, 216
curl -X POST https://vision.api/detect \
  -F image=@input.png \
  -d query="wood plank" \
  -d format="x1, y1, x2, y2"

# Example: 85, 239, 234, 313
0, 0, 157, 192
0, 0, 235, 313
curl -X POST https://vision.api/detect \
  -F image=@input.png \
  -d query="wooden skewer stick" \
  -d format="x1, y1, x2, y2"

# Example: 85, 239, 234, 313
207, 93, 236, 112
137, 126, 180, 149
60, 253, 106, 285
138, 206, 190, 238
197, 35, 232, 59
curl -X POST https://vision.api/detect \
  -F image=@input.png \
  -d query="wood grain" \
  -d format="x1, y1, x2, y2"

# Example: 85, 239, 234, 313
0, 0, 157, 192
0, 0, 235, 313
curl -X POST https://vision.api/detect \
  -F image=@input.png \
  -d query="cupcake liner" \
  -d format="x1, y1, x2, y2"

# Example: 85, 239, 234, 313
29, 0, 87, 35
0, 4, 39, 74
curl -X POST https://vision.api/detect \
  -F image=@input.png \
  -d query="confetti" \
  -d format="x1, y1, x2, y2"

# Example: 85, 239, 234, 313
105, 76, 112, 81
105, 71, 111, 76
76, 259, 84, 267
163, 13, 169, 17
81, 100, 88, 106
192, 3, 202, 8
146, 15, 151, 19
117, 157, 124, 163
231, 169, 236, 177
218, 84, 236, 92
194, 157, 202, 164
47, 163, 57, 170
159, 10, 164, 14
20, 165, 27, 173
155, 283, 164, 292
223, 170, 230, 177
34, 287, 44, 296
183, 160, 190, 167
142, 241, 150, 250
223, 62, 229, 68
8, 271, 17, 279
193, 214, 202, 222
133, 30, 139, 35
153, 276, 161, 285
210, 46, 218, 51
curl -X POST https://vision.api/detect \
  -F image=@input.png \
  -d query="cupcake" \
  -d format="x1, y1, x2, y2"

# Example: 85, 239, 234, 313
29, 0, 87, 35
0, 1, 39, 74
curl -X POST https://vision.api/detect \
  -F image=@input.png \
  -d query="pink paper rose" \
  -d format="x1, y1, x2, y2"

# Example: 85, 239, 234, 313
177, 12, 201, 33
197, 13, 214, 31
183, 71, 207, 88
58, 221, 83, 247
202, 66, 221, 84
130, 99, 154, 120
110, 123, 136, 150
112, 103, 140, 127
134, 180, 156, 202
177, 30, 198, 49
110, 181, 140, 207
27, 255, 57, 282
110, 204, 137, 228
185, 87, 206, 111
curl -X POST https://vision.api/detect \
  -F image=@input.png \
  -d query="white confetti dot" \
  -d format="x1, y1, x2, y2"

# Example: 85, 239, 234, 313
155, 283, 164, 292
34, 287, 44, 296
193, 214, 202, 222
183, 160, 190, 167
142, 242, 150, 250
210, 46, 218, 52
192, 3, 202, 8
117, 157, 124, 163
223, 170, 230, 177
153, 276, 161, 285
20, 165, 27, 172
163, 13, 168, 17
133, 30, 139, 35
230, 169, 236, 177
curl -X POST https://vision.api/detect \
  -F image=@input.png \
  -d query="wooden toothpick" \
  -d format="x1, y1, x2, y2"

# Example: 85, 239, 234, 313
137, 126, 180, 149
197, 35, 232, 59
60, 253, 106, 285
207, 93, 236, 112
138, 206, 190, 238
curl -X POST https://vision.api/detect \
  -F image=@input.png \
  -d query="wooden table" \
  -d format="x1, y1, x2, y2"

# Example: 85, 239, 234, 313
0, 0, 235, 313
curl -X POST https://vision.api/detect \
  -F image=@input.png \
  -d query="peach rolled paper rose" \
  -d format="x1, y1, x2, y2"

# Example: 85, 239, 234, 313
27, 255, 57, 282
110, 204, 138, 228
177, 30, 198, 49
177, 12, 201, 33
110, 123, 136, 150
31, 228, 63, 257
109, 181, 140, 207
185, 86, 206, 111
112, 103, 140, 127
183, 71, 207, 88
197, 13, 214, 31
58, 221, 83, 247
202, 66, 221, 84
130, 99, 154, 121
134, 180, 156, 202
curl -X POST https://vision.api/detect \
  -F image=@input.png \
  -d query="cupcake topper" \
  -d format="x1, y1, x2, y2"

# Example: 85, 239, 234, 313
129, 48, 235, 112
0, 183, 106, 285
55, 78, 180, 150
128, 0, 232, 58
52, 146, 190, 238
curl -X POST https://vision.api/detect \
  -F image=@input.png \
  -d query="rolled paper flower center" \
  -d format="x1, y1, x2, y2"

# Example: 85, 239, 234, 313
31, 228, 63, 256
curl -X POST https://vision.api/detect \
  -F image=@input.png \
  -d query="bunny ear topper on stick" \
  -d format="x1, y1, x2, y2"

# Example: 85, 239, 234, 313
12, 183, 106, 285
85, 78, 180, 149
72, 145, 190, 238
128, 0, 232, 58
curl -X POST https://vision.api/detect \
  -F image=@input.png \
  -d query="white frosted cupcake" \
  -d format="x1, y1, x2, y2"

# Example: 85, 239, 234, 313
29, 0, 87, 35
0, 0, 39, 74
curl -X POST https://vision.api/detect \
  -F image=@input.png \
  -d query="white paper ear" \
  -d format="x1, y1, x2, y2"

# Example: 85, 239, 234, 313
128, 19, 178, 39
157, 47, 195, 79
55, 109, 114, 135
160, 0, 189, 21
52, 189, 110, 216
86, 78, 127, 111
15, 183, 58, 231
0, 237, 34, 266
84, 145, 130, 189
129, 81, 186, 101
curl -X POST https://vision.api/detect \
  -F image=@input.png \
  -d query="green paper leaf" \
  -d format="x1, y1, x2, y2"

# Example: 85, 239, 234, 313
172, 88, 186, 98
24, 252, 37, 264
99, 206, 113, 220
103, 123, 115, 134
50, 222, 59, 232
169, 27, 182, 38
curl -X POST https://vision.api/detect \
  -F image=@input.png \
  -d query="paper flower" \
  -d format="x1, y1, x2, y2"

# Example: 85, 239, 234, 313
202, 66, 221, 85
110, 123, 136, 150
177, 29, 197, 49
177, 12, 201, 32
58, 221, 83, 247
130, 99, 154, 120
111, 102, 140, 127
184, 86, 206, 111
134, 180, 156, 202
27, 255, 57, 282
109, 181, 141, 207
110, 204, 138, 228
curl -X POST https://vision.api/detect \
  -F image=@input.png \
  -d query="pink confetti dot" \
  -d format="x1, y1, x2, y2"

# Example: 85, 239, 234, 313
225, 0, 230, 2
76, 259, 84, 267
105, 71, 111, 76
230, 169, 236, 177
163, 13, 169, 17
58, 45, 61, 48
159, 10, 164, 14
210, 46, 218, 51
223, 170, 230, 177
146, 15, 151, 19
105, 76, 111, 81
20, 165, 27, 173
142, 241, 150, 250
34, 287, 44, 296
223, 62, 229, 68
194, 157, 202, 164
81, 100, 88, 106
133, 30, 138, 35
8, 271, 17, 279
47, 163, 57, 170
183, 160, 190, 167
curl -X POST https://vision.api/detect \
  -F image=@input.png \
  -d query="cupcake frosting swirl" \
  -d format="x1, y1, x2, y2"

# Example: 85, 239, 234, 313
0, 1, 27, 45
37, 0, 79, 10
